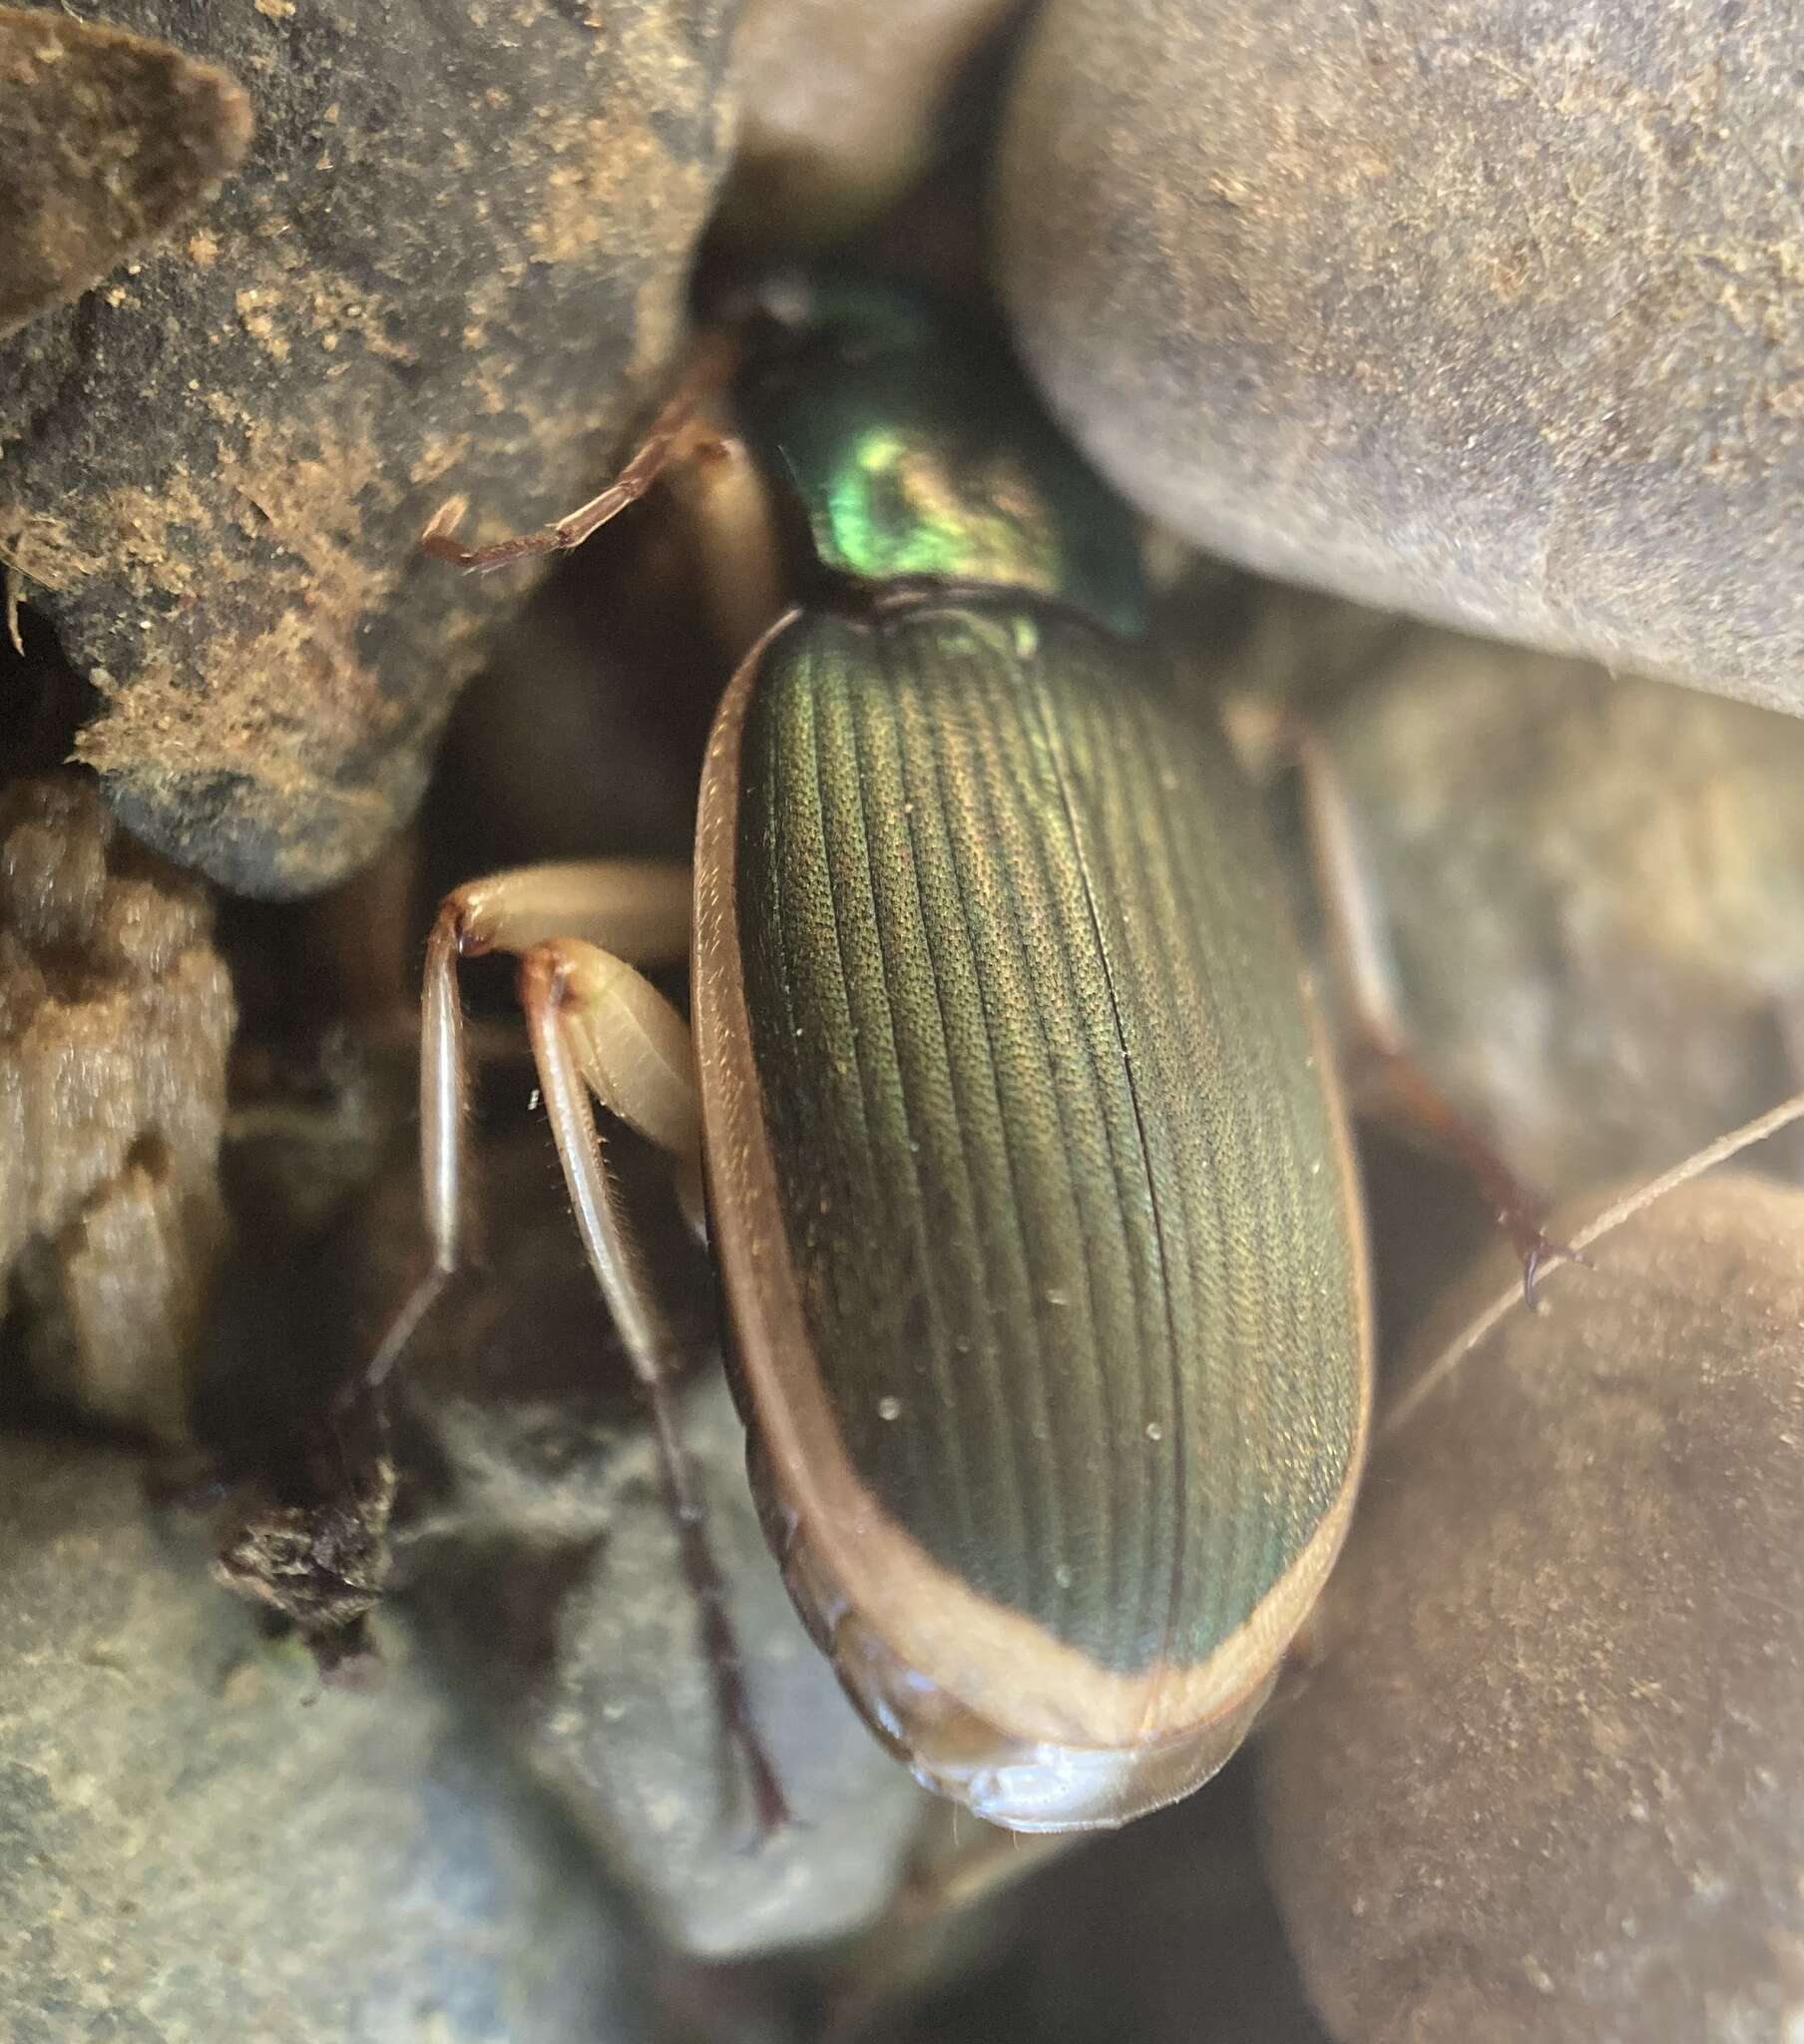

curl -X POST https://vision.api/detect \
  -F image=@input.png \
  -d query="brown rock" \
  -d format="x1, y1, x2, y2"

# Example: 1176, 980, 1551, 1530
0, 770, 233, 1439
722, 0, 1022, 246
1259, 1175, 1804, 2043
0, 7, 250, 339
1000, 0, 1804, 711
1312, 627, 1804, 1196
0, 0, 740, 896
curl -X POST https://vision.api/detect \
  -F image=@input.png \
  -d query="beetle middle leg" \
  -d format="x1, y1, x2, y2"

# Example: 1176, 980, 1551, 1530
1282, 715, 1586, 1302
377, 856, 788, 1834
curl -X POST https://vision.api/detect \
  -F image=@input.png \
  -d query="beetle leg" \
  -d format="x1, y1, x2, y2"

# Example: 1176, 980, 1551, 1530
518, 939, 788, 1838
367, 858, 785, 1832
364, 859, 694, 1392
421, 329, 741, 574
1282, 714, 1586, 1302
516, 931, 709, 1238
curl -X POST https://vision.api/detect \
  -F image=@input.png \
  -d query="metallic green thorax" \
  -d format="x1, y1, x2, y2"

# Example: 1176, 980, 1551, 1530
734, 596, 1363, 1677
737, 278, 1146, 637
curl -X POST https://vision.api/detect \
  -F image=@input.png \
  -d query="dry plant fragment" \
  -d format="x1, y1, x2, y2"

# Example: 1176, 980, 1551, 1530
0, 771, 234, 1440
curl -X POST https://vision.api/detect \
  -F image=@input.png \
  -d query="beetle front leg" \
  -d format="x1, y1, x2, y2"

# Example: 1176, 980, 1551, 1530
518, 937, 788, 1838
421, 329, 741, 574
1283, 715, 1586, 1301
365, 859, 695, 1391
368, 856, 786, 1832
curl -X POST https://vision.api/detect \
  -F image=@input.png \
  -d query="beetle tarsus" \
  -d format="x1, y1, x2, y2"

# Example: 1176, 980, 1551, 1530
358, 1262, 451, 1397
419, 328, 740, 576
1516, 1228, 1591, 1308
738, 1731, 792, 1845
645, 1394, 791, 1843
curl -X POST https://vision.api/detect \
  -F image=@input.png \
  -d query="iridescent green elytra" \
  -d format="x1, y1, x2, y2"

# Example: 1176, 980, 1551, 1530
735, 602, 1361, 1674
698, 276, 1368, 1829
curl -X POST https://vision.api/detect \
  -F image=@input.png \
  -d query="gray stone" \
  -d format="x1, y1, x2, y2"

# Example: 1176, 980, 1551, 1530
1000, 0, 1804, 712
0, 1427, 641, 2042
1259, 1176, 1804, 2042
721, 0, 1020, 247
1308, 627, 1804, 1197
369, 1121, 932, 1960
411, 1372, 930, 1959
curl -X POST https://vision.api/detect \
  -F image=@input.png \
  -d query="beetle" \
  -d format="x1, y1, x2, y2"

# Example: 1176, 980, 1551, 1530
390, 274, 1510, 1834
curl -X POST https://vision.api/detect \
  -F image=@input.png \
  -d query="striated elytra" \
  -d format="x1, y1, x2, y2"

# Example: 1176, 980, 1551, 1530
417, 277, 1372, 1832
697, 285, 1371, 1829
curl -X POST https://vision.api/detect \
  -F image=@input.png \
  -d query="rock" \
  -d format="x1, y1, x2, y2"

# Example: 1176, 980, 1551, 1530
200, 1026, 418, 1661
720, 0, 1021, 247
870, 1763, 1331, 2044
1306, 628, 1804, 1198
0, 0, 740, 897
0, 6, 250, 339
340, 1113, 932, 1958
0, 1426, 642, 2042
1259, 1175, 1804, 2043
0, 770, 233, 1441
412, 1367, 930, 1958
1169, 575, 1408, 720
999, 0, 1804, 713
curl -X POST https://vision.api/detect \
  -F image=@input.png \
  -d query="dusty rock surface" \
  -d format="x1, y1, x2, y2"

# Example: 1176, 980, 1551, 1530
0, 0, 740, 895
1261, 1176, 1804, 2042
1001, 0, 1804, 710
0, 5, 250, 339
0, 1428, 642, 2042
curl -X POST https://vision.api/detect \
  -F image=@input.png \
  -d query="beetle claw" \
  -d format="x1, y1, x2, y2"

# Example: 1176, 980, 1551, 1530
727, 1748, 793, 1850
1517, 1229, 1591, 1307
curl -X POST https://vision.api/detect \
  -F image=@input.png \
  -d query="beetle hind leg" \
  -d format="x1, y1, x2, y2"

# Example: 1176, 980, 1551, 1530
518, 937, 788, 1837
1282, 714, 1587, 1302
366, 859, 697, 1391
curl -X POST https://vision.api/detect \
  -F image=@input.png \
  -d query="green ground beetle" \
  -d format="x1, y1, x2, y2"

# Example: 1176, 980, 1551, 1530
401, 275, 1375, 1834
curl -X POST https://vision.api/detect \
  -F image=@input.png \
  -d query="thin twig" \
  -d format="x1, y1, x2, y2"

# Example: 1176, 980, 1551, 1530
1384, 1087, 1804, 1436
